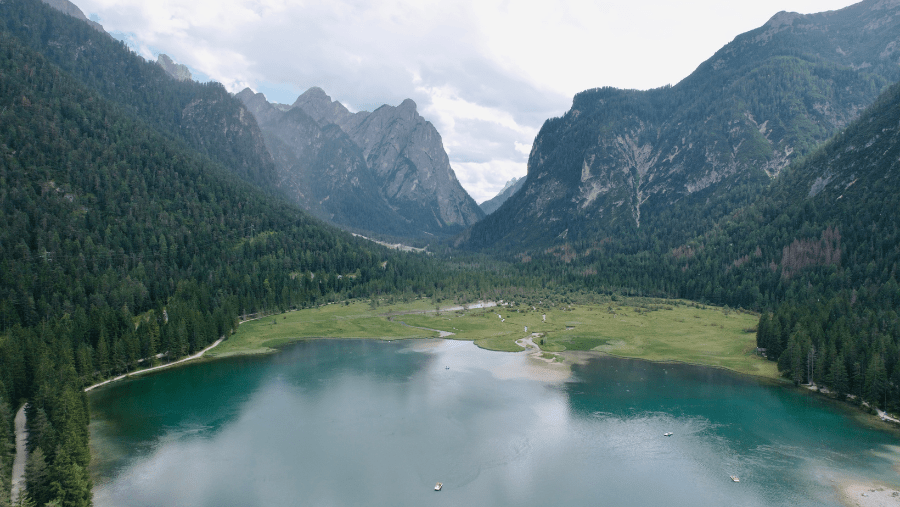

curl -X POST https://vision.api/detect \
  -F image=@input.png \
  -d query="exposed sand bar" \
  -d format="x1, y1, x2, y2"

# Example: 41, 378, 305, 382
839, 483, 900, 507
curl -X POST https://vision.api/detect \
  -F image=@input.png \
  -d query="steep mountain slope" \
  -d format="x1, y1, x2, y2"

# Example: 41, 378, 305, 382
40, 0, 104, 32
157, 54, 193, 82
0, 0, 277, 189
237, 89, 415, 236
461, 0, 900, 251
0, 19, 497, 504
679, 77, 900, 403
672, 77, 900, 310
480, 176, 526, 215
243, 86, 484, 238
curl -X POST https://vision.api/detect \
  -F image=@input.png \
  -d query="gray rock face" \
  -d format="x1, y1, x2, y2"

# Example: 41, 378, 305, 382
41, 0, 104, 32
461, 0, 900, 251
238, 89, 417, 236
241, 87, 483, 237
156, 54, 192, 82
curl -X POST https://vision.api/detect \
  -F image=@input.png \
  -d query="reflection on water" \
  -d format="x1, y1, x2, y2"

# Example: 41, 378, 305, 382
90, 339, 900, 507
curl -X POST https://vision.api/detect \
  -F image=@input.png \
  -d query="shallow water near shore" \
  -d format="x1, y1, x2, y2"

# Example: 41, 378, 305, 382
89, 339, 899, 507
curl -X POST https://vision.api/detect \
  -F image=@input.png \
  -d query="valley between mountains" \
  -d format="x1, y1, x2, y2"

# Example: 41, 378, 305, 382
1, 0, 900, 505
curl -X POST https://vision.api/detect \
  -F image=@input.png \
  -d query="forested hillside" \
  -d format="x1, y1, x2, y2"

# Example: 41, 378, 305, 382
460, 0, 900, 252
0, 0, 277, 190
1, 0, 899, 505
0, 14, 498, 505
693, 78, 900, 406
482, 78, 900, 412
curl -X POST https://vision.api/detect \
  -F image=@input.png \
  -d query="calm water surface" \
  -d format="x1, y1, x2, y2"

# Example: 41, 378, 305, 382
89, 339, 900, 506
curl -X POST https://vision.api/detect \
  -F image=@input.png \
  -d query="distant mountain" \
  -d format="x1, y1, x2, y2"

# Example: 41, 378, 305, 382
480, 176, 526, 215
156, 54, 193, 81
40, 0, 104, 32
239, 87, 484, 238
237, 89, 415, 236
460, 0, 900, 251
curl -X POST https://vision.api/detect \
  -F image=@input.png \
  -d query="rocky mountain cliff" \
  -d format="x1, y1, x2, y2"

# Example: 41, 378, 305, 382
157, 54, 193, 81
480, 176, 526, 215
240, 87, 484, 237
41, 0, 104, 32
237, 89, 415, 236
461, 0, 900, 251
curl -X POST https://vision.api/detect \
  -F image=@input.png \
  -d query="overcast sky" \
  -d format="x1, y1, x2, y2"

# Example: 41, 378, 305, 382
77, 0, 858, 203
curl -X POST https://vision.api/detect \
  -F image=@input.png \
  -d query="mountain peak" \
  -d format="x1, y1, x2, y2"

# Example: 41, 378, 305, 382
764, 10, 804, 28
156, 54, 192, 81
297, 86, 331, 103
399, 98, 417, 111
40, 0, 105, 32
293, 86, 351, 125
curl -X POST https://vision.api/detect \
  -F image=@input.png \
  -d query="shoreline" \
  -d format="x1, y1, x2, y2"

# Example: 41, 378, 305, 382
84, 312, 278, 392
85, 301, 899, 432
84, 336, 225, 392
84, 303, 900, 507
836, 479, 900, 507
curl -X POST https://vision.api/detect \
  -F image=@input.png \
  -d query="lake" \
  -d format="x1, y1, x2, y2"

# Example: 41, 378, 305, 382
89, 339, 900, 506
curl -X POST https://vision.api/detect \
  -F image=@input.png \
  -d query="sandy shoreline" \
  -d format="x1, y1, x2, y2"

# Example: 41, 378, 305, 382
838, 482, 900, 507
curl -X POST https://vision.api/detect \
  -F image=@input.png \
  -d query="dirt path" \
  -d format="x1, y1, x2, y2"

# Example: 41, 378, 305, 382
10, 404, 26, 504
84, 336, 225, 392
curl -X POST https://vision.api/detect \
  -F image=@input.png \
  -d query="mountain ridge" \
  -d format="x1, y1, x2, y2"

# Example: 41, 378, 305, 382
239, 86, 484, 238
459, 0, 900, 252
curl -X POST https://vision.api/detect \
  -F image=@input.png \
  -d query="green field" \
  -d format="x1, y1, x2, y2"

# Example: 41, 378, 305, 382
208, 301, 439, 357
208, 298, 779, 379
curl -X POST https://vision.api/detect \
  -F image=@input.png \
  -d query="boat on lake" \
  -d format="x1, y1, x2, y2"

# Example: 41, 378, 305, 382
664, 432, 673, 437
435, 482, 443, 491
730, 475, 740, 482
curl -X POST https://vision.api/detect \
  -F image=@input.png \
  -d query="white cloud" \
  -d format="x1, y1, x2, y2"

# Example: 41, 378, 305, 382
453, 160, 526, 204
514, 142, 531, 157
77, 0, 858, 201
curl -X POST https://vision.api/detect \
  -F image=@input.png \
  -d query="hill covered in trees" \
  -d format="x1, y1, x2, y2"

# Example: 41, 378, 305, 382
472, 77, 900, 415
0, 0, 278, 191
1, 0, 900, 505
0, 2, 501, 504
459, 0, 900, 252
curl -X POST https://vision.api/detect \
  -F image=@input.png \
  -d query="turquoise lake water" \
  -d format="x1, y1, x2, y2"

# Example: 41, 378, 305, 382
89, 339, 900, 506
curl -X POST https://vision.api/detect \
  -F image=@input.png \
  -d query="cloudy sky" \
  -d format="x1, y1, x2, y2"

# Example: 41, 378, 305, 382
77, 0, 857, 203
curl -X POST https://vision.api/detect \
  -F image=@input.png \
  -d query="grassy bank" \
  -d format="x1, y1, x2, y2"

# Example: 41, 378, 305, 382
208, 297, 778, 379
207, 301, 439, 357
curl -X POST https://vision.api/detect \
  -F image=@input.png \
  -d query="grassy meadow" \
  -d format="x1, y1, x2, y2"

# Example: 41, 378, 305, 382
208, 297, 779, 379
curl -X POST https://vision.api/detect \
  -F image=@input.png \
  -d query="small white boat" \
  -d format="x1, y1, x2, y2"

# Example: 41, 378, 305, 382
730, 475, 740, 482
435, 482, 443, 491
445, 366, 450, 370
664, 432, 673, 437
